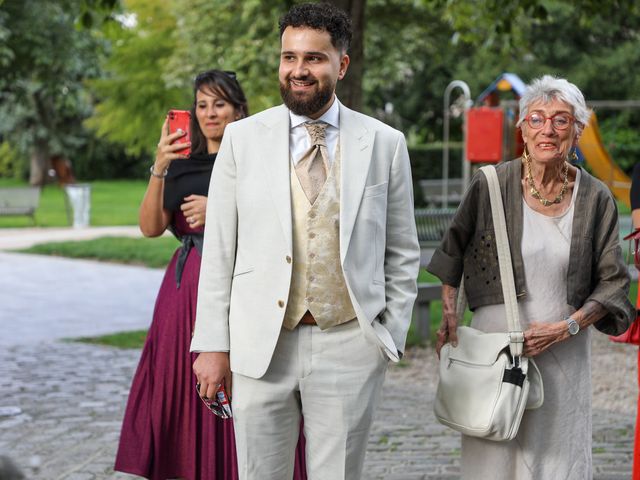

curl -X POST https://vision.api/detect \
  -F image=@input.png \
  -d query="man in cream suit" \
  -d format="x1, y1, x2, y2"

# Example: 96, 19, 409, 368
191, 3, 420, 479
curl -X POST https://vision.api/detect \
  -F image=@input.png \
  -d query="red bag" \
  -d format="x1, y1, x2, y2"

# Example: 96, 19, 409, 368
626, 228, 640, 270
610, 228, 640, 345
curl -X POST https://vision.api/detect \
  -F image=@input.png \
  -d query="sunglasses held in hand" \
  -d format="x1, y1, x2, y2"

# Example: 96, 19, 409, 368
196, 383, 233, 419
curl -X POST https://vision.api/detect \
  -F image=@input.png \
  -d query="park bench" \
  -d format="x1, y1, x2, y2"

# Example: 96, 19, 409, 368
414, 208, 456, 247
0, 187, 40, 224
419, 178, 464, 207
411, 209, 452, 342
413, 282, 442, 342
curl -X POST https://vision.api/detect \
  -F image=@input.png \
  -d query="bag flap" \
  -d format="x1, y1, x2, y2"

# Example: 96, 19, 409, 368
446, 326, 510, 365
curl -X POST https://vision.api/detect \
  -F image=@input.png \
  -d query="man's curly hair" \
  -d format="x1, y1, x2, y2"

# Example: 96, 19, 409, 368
279, 2, 352, 53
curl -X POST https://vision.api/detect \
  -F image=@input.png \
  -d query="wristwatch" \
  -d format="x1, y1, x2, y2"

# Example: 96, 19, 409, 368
565, 315, 580, 336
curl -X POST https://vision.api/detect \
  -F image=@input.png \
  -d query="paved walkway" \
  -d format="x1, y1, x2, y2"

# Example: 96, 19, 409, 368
0, 252, 163, 346
0, 226, 637, 479
0, 226, 146, 251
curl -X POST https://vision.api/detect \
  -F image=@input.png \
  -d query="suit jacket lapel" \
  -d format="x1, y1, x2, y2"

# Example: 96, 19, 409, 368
339, 104, 374, 263
260, 105, 292, 252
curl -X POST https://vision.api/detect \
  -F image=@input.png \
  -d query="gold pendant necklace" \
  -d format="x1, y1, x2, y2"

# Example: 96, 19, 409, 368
523, 155, 569, 207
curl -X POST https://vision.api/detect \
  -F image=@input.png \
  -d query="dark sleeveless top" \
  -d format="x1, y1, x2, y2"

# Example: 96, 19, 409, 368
163, 153, 216, 287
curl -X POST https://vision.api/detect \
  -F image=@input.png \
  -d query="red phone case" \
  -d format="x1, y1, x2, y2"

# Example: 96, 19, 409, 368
168, 109, 191, 156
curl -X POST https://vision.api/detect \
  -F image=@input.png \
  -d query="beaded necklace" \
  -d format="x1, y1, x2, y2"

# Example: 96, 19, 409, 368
523, 153, 569, 207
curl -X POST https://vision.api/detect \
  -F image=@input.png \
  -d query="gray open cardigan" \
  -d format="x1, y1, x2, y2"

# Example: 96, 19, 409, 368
427, 159, 634, 335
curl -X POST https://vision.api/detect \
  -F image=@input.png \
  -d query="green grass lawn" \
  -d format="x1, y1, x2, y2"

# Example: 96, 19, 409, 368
68, 330, 149, 349
0, 179, 148, 227
21, 236, 179, 268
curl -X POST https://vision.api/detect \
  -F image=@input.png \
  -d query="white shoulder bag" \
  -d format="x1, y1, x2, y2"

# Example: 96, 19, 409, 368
433, 165, 544, 442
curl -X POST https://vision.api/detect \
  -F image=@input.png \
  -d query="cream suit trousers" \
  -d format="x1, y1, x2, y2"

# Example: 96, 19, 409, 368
232, 320, 388, 480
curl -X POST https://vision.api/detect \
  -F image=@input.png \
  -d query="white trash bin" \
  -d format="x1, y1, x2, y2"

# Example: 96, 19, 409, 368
64, 183, 91, 228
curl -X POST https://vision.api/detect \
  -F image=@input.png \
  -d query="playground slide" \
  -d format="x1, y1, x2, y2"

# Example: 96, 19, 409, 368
577, 113, 631, 208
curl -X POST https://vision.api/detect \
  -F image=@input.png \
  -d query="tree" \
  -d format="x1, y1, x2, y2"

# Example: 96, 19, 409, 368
330, 0, 366, 110
86, 0, 189, 157
363, 0, 640, 149
86, 0, 640, 172
0, 0, 105, 184
88, 0, 291, 157
167, 0, 290, 114
170, 0, 366, 111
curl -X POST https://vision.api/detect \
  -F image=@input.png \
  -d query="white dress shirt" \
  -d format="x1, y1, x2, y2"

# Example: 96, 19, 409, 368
289, 96, 340, 167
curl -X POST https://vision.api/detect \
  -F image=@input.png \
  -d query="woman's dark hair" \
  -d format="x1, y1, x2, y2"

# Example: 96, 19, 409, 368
189, 70, 249, 155
279, 2, 352, 53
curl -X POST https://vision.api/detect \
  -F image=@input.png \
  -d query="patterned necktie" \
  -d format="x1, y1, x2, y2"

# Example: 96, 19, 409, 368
295, 122, 329, 204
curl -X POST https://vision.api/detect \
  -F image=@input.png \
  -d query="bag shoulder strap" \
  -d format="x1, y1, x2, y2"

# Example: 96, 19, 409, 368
479, 165, 524, 361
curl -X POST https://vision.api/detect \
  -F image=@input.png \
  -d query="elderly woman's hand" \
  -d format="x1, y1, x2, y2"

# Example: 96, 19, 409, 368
523, 321, 568, 357
436, 284, 459, 357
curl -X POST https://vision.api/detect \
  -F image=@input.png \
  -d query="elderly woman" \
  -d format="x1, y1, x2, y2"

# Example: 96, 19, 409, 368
427, 75, 634, 479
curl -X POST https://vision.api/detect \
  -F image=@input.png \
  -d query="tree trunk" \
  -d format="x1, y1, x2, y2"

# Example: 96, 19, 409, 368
329, 0, 365, 111
29, 141, 49, 186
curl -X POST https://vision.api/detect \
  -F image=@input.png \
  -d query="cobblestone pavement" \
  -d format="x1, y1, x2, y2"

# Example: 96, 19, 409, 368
0, 333, 636, 480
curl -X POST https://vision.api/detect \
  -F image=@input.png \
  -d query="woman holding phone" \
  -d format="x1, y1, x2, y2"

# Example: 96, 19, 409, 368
114, 70, 306, 479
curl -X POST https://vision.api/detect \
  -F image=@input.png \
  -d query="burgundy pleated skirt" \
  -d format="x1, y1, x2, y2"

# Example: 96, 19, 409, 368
115, 243, 307, 479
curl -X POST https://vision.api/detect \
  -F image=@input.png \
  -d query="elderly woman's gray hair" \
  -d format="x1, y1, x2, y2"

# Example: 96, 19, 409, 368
516, 75, 591, 128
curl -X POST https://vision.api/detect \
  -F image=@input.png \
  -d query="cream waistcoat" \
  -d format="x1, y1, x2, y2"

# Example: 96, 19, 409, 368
283, 147, 356, 329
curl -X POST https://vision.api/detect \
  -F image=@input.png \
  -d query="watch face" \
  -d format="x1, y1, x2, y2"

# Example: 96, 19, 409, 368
568, 319, 579, 335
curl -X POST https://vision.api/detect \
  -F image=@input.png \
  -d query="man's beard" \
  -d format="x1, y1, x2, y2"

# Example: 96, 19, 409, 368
280, 77, 334, 117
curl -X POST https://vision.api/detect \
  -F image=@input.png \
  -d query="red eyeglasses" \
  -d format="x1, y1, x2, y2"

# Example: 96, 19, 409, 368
524, 111, 575, 130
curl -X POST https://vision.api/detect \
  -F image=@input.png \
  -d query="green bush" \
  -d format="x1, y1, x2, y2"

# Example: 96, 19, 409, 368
0, 140, 27, 179
72, 136, 151, 181
598, 112, 640, 174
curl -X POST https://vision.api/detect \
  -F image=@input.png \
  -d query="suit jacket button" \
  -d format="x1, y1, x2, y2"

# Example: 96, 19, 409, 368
278, 300, 285, 308
286, 255, 292, 263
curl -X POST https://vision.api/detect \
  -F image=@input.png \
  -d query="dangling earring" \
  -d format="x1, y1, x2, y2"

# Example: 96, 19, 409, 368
570, 149, 579, 164
522, 144, 531, 163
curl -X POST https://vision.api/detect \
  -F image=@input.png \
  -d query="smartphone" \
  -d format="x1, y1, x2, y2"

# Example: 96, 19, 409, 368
168, 109, 191, 156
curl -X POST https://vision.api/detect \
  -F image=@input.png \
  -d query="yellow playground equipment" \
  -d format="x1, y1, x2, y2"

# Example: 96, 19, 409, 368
578, 113, 632, 208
